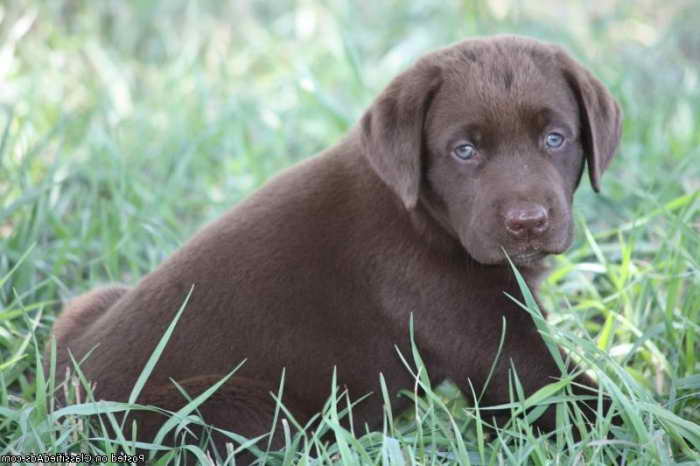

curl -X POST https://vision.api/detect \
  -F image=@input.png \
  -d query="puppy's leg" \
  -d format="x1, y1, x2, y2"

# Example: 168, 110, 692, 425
132, 375, 309, 464
476, 325, 616, 436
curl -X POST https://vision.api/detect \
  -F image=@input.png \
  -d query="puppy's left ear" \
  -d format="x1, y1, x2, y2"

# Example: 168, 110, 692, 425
361, 62, 443, 209
557, 50, 622, 193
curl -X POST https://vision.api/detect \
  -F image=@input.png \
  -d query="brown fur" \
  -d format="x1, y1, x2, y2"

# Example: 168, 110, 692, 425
47, 35, 622, 462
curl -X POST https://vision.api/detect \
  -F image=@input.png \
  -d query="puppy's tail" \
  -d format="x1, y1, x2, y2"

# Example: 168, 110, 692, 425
46, 286, 129, 388
51, 285, 129, 344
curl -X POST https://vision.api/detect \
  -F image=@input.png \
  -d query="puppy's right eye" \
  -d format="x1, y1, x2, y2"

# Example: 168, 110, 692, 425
452, 143, 477, 161
544, 132, 566, 149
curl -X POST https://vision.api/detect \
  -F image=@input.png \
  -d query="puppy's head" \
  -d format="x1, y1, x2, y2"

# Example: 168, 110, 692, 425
361, 35, 622, 265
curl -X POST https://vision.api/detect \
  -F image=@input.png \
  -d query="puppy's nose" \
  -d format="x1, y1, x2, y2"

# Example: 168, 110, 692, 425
504, 203, 549, 239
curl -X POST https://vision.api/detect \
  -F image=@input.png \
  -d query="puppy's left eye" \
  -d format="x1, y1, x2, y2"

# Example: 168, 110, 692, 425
544, 132, 565, 149
452, 143, 477, 161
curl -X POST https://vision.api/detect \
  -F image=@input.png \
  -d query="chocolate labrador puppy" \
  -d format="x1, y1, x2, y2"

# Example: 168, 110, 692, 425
48, 35, 621, 459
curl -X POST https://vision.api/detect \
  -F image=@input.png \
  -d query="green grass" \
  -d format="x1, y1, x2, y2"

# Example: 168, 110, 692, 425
1, 0, 699, 464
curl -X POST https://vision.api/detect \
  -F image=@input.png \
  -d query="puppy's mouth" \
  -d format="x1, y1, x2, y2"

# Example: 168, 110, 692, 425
465, 240, 557, 266
461, 222, 572, 266
508, 248, 547, 265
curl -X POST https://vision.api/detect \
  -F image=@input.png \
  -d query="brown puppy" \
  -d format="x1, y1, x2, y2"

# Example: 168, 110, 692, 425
48, 35, 622, 459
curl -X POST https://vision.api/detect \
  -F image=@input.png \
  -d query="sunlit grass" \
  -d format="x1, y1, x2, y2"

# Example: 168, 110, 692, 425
1, 0, 699, 464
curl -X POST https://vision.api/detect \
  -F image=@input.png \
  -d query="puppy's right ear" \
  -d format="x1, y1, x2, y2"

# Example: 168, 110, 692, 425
361, 63, 443, 210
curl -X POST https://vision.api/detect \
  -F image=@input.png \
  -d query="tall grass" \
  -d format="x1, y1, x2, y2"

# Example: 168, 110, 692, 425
1, 1, 698, 464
